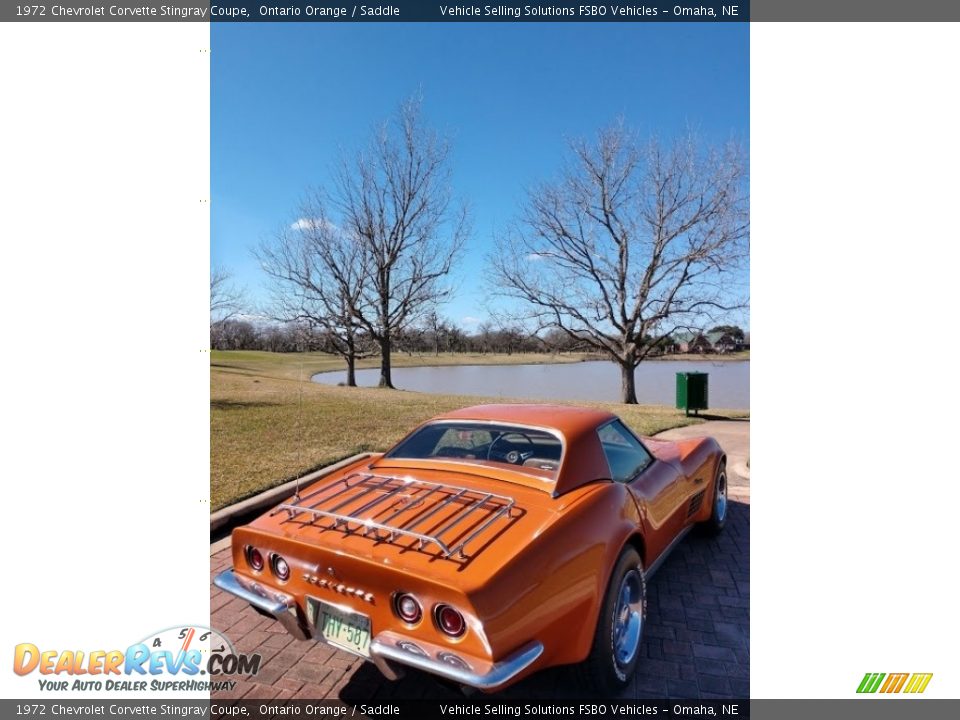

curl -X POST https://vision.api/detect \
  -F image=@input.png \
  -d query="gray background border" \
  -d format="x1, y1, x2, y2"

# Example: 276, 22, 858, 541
3, 0, 960, 22
1, 700, 960, 718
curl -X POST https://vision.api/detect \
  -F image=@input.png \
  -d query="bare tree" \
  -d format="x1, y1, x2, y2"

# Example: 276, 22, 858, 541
257, 205, 369, 387
333, 97, 468, 388
447, 323, 467, 353
210, 266, 245, 326
489, 124, 748, 403
423, 309, 447, 356
475, 322, 493, 354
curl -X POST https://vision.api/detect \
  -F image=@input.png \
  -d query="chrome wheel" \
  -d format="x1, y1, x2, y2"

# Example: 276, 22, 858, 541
612, 568, 644, 671
715, 470, 728, 523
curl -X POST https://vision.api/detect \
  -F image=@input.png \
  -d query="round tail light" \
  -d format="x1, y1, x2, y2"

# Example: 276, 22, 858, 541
393, 593, 422, 624
435, 604, 466, 637
270, 554, 290, 581
245, 546, 264, 572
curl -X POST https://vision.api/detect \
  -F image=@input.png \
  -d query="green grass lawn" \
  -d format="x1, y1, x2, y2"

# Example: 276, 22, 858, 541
210, 350, 749, 511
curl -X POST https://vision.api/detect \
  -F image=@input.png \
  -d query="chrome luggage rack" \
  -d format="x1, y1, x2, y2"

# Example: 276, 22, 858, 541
271, 472, 516, 559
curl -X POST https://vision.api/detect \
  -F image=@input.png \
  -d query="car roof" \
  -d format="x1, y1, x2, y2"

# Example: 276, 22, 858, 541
433, 404, 617, 441
391, 404, 621, 496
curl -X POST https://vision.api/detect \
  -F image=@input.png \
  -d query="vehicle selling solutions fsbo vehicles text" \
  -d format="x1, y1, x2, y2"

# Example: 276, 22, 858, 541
436, 5, 737, 17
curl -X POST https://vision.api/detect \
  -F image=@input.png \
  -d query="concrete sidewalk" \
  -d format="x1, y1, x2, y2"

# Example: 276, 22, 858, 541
656, 420, 750, 502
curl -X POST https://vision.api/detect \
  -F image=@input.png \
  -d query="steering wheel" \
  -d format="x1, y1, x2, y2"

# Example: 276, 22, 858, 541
487, 431, 537, 465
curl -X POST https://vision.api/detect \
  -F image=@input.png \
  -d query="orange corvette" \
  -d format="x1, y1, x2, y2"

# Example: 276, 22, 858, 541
214, 404, 727, 693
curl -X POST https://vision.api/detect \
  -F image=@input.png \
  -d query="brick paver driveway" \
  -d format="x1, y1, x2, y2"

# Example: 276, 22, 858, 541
210, 499, 749, 701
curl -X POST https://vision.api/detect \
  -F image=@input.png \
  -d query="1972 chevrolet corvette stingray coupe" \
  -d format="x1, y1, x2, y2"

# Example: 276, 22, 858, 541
214, 404, 727, 693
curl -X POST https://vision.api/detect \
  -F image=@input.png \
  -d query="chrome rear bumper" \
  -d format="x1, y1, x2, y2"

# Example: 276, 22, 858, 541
370, 636, 543, 691
214, 569, 543, 690
213, 570, 311, 640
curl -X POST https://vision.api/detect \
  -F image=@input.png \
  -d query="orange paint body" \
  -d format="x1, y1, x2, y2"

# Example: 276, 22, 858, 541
222, 404, 724, 690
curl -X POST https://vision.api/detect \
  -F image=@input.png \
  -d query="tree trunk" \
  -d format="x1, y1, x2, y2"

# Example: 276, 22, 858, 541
620, 361, 638, 404
345, 354, 356, 387
342, 334, 357, 387
379, 333, 394, 388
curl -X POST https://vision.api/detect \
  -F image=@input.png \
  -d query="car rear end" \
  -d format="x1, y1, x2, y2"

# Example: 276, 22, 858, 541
213, 465, 551, 689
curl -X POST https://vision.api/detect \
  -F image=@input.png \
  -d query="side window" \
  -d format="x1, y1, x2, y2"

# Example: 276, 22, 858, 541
598, 421, 653, 482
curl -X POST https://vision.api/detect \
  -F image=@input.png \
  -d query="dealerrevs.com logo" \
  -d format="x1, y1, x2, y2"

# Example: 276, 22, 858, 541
13, 625, 260, 693
857, 672, 933, 694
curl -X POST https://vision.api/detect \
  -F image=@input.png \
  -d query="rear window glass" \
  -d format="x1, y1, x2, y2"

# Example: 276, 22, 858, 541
386, 422, 563, 478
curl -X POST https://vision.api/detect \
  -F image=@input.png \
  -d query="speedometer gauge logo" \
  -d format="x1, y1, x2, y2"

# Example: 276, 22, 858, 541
137, 625, 237, 675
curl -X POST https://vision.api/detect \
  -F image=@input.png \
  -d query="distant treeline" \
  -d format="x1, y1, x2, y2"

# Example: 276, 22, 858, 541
211, 319, 593, 356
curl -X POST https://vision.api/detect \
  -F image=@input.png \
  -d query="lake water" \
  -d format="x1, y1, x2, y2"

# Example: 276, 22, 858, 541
312, 359, 749, 409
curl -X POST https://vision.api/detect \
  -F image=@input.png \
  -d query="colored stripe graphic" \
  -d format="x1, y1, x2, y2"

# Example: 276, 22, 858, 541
880, 673, 909, 693
904, 673, 933, 694
858, 672, 933, 694
856, 673, 885, 693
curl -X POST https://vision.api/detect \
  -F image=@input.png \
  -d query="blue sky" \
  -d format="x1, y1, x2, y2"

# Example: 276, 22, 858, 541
211, 22, 749, 330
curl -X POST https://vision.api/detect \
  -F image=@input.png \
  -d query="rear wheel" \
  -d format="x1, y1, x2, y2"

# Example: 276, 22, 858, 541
702, 460, 728, 534
581, 547, 646, 693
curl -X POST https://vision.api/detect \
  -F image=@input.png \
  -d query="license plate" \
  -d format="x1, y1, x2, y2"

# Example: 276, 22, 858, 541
315, 601, 371, 658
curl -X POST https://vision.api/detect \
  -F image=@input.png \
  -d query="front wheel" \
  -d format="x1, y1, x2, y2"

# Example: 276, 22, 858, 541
701, 460, 728, 534
581, 547, 646, 693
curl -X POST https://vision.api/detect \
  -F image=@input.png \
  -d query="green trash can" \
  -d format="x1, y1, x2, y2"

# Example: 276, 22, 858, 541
676, 372, 708, 416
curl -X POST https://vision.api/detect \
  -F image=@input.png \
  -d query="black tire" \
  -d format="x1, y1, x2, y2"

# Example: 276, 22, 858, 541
701, 460, 728, 534
581, 547, 647, 694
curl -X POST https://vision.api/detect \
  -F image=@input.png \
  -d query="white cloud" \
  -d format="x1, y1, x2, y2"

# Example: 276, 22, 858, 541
290, 218, 318, 231
290, 218, 340, 233
526, 252, 547, 262
461, 316, 482, 326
